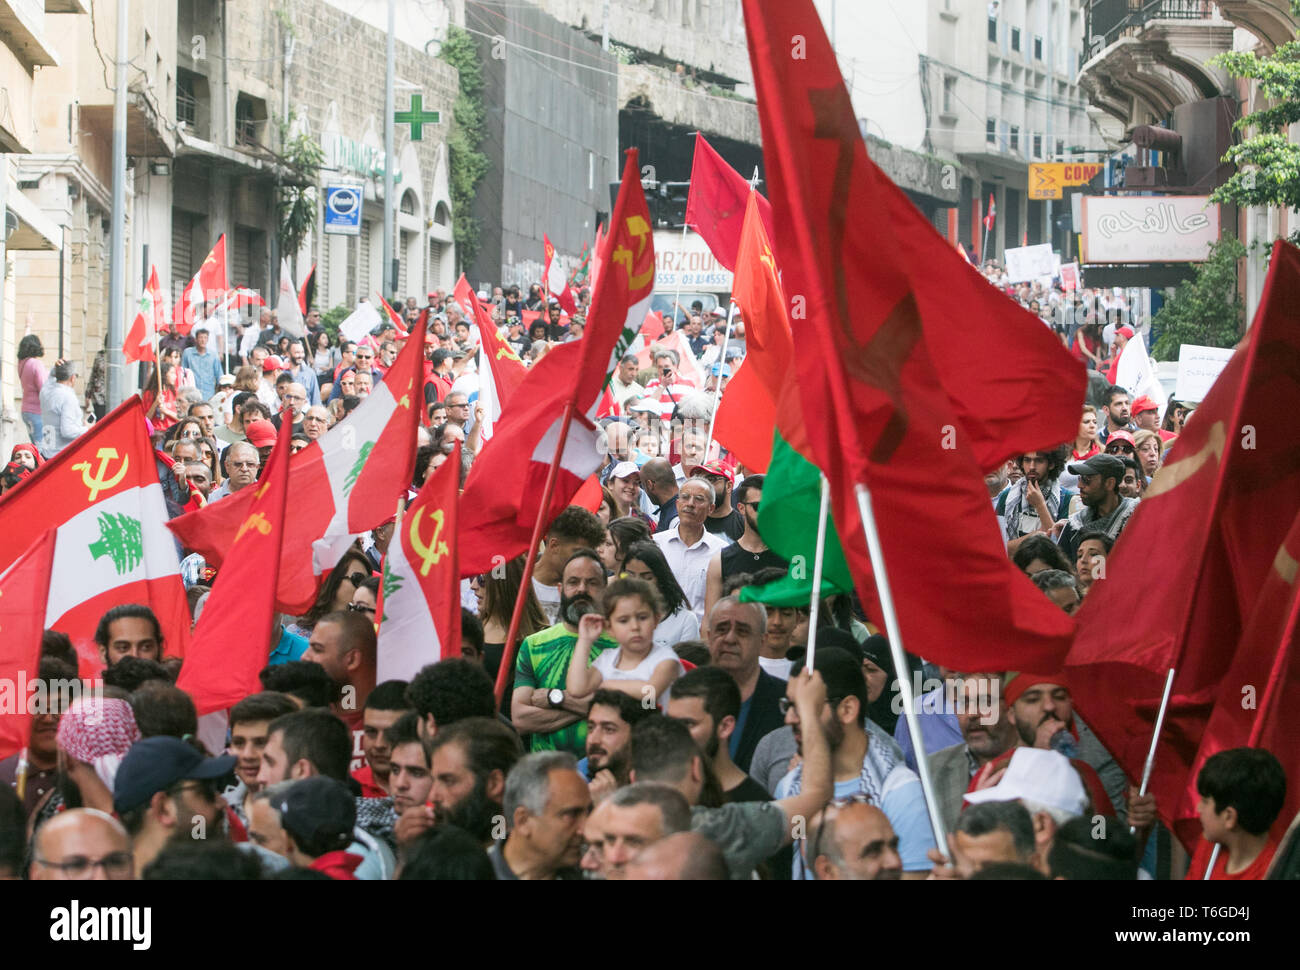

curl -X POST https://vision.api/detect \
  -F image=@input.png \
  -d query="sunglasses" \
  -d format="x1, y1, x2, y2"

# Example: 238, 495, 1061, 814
348, 602, 376, 615
346, 572, 369, 587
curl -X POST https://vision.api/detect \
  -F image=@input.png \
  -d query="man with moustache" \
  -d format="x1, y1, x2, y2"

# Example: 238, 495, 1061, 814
995, 446, 1073, 551
578, 689, 655, 803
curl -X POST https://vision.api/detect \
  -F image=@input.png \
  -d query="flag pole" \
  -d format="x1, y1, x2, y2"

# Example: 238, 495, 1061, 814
805, 474, 830, 670
1131, 666, 1176, 836
670, 221, 689, 330
854, 481, 949, 851
493, 400, 577, 706
703, 299, 736, 459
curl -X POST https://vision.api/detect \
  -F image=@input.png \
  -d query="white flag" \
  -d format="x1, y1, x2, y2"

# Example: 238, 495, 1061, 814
339, 301, 382, 345
276, 258, 305, 338
1115, 331, 1167, 418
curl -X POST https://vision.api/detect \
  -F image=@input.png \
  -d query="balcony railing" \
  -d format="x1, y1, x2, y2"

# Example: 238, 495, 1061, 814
1085, 0, 1216, 54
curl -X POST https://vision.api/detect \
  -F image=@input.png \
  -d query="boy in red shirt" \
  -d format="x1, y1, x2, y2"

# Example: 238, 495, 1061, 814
1185, 747, 1286, 880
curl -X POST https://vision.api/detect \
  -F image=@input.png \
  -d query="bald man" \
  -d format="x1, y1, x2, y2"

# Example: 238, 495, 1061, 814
30, 809, 135, 880
806, 802, 903, 881
621, 831, 729, 880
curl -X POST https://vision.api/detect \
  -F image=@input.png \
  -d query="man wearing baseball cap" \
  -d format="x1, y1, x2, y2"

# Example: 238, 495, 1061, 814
1056, 453, 1137, 561
1131, 394, 1178, 442
113, 736, 236, 874
274, 776, 362, 880
1103, 325, 1135, 384
692, 462, 744, 543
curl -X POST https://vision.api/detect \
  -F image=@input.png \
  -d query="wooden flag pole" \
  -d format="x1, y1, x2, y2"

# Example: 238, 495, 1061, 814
805, 474, 830, 672
854, 481, 949, 853
493, 400, 577, 707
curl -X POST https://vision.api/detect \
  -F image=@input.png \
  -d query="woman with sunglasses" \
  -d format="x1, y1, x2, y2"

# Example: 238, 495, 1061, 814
620, 540, 699, 650
294, 548, 374, 636
1103, 428, 1137, 461
348, 576, 381, 621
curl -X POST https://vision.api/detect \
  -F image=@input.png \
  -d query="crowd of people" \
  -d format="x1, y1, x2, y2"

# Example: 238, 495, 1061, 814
0, 266, 1289, 883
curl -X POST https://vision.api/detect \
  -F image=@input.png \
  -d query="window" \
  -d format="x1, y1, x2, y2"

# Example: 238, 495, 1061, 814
1056, 139, 1065, 157
1034, 35, 1043, 60
1010, 126, 1020, 151
1011, 27, 1021, 52
987, 119, 997, 144
1033, 133, 1042, 158
177, 73, 197, 126
988, 15, 998, 42
234, 94, 268, 148
943, 76, 956, 114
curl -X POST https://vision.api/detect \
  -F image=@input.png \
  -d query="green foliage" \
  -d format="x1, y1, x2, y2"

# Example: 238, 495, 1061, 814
1210, 36, 1300, 239
439, 26, 490, 275
319, 304, 351, 338
277, 120, 325, 259
1149, 239, 1247, 361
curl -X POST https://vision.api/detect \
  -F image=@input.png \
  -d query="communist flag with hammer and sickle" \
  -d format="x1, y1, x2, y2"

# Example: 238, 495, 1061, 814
742, 0, 1082, 676
1067, 241, 1300, 849
178, 412, 293, 715
376, 440, 462, 683
0, 396, 191, 674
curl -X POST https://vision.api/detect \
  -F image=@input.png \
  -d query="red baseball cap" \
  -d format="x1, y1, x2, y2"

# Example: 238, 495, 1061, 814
244, 420, 277, 449
1131, 395, 1158, 415
1105, 429, 1136, 448
1116, 325, 1135, 340
262, 355, 287, 373
692, 461, 734, 485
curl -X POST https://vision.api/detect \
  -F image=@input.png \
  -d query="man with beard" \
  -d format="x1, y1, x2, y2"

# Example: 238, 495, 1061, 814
806, 802, 903, 881
1056, 454, 1138, 561
704, 474, 787, 619
926, 672, 1021, 834
692, 463, 744, 542
578, 689, 655, 804
667, 667, 771, 803
528, 507, 606, 625
995, 446, 1074, 552
1097, 384, 1134, 444
512, 550, 618, 755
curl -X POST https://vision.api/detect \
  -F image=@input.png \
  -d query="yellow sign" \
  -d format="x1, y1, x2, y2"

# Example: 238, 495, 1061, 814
72, 448, 129, 503
1029, 163, 1103, 200
409, 506, 449, 577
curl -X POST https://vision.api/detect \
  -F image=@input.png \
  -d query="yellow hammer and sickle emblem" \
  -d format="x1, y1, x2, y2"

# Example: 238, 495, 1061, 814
408, 506, 450, 577
235, 512, 273, 543
496, 344, 521, 363
71, 448, 130, 503
623, 215, 653, 289
398, 378, 414, 410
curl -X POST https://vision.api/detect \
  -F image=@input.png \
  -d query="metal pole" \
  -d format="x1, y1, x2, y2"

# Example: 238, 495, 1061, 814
0, 160, 12, 457
383, 0, 396, 300
670, 222, 689, 328
1044, 0, 1054, 252
854, 482, 949, 852
805, 475, 831, 671
107, 0, 129, 409
703, 300, 735, 456
1132, 667, 1176, 821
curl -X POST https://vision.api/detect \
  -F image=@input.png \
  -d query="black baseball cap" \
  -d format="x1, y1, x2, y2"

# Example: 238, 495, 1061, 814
276, 777, 356, 853
113, 736, 236, 814
1067, 453, 1126, 480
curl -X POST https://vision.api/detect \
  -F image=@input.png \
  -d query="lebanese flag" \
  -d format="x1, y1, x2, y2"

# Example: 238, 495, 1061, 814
169, 315, 428, 614
0, 398, 191, 668
742, 0, 1081, 674
640, 310, 666, 344
685, 133, 776, 271
543, 233, 578, 316
276, 258, 306, 338
124, 265, 166, 364
984, 193, 996, 231
459, 150, 655, 575
0, 529, 55, 759
456, 275, 525, 445
1065, 241, 1300, 848
177, 413, 292, 715
589, 222, 605, 292
713, 192, 793, 473
377, 441, 462, 682
298, 263, 317, 316
174, 235, 227, 333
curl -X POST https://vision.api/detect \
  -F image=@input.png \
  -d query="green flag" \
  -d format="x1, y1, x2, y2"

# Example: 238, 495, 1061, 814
741, 431, 853, 607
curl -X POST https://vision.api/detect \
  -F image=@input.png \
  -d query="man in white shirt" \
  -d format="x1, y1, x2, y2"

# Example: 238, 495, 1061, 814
653, 478, 728, 623
609, 354, 645, 408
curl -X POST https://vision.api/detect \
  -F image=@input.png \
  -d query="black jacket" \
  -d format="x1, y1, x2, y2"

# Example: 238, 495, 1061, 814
733, 670, 788, 774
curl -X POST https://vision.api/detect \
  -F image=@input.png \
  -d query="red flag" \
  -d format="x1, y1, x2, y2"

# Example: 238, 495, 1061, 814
1065, 242, 1300, 846
713, 192, 795, 473
298, 263, 316, 316
124, 266, 166, 364
0, 529, 55, 759
178, 414, 293, 715
742, 0, 1081, 673
685, 133, 776, 271
984, 193, 997, 231
376, 293, 410, 337
456, 274, 525, 444
0, 398, 191, 663
543, 234, 578, 316
169, 315, 428, 614
174, 235, 227, 333
590, 222, 606, 292
376, 441, 462, 683
639, 310, 666, 343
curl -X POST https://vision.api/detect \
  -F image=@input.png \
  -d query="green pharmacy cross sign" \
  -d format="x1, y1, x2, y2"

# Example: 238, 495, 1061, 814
394, 94, 441, 141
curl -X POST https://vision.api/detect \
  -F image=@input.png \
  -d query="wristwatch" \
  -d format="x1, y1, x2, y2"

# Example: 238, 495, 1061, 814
547, 688, 565, 708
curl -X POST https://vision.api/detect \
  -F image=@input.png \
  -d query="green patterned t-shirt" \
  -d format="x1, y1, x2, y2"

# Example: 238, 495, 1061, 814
514, 623, 617, 755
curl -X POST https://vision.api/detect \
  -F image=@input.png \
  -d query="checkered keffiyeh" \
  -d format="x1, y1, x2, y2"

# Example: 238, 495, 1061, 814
56, 697, 141, 792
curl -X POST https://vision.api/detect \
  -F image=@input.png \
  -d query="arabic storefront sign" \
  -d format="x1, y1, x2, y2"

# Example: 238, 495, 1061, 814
1081, 196, 1219, 264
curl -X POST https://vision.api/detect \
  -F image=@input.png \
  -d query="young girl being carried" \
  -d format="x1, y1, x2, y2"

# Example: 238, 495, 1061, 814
565, 578, 684, 710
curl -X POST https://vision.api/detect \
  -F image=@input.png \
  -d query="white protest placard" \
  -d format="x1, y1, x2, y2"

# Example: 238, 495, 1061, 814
1115, 331, 1166, 416
1004, 243, 1056, 283
1060, 263, 1080, 290
1175, 344, 1234, 403
339, 300, 382, 344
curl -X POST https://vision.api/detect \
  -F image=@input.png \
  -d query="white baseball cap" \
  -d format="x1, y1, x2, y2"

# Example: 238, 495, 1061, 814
609, 461, 640, 481
962, 747, 1088, 818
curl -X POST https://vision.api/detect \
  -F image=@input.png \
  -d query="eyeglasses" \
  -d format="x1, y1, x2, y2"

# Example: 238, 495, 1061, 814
778, 695, 845, 716
346, 572, 369, 587
1107, 444, 1135, 454
35, 851, 133, 878
348, 602, 376, 615
229, 461, 259, 470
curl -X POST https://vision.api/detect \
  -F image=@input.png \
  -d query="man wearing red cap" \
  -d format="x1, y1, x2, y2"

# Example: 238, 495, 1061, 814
692, 462, 743, 543
1103, 325, 1134, 384
1131, 394, 1178, 443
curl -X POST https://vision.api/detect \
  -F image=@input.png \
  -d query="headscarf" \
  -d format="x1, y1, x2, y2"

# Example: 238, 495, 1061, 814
56, 697, 141, 793
10, 443, 43, 468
